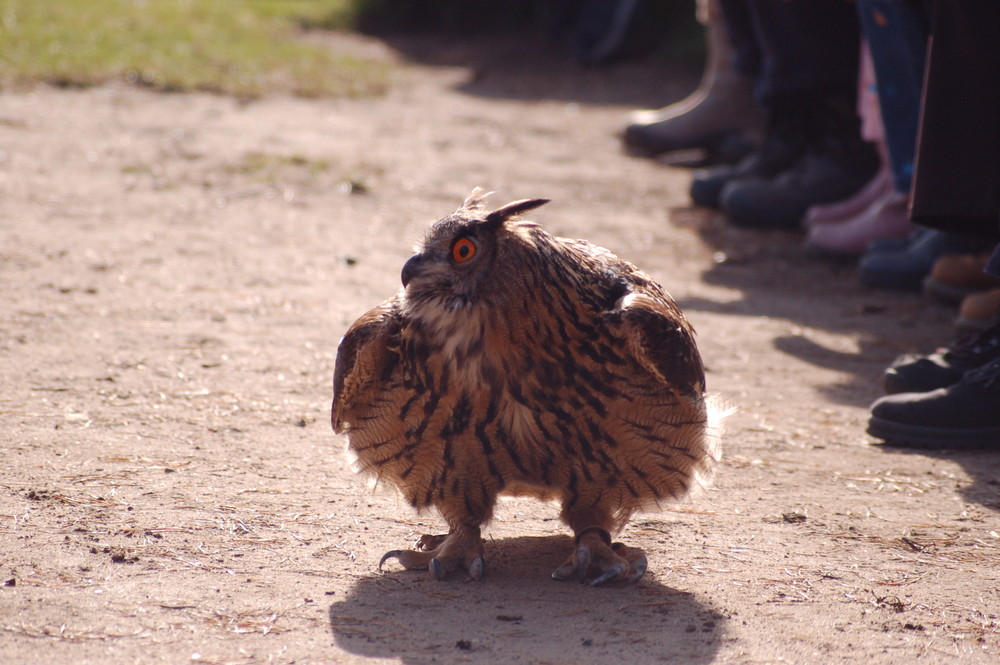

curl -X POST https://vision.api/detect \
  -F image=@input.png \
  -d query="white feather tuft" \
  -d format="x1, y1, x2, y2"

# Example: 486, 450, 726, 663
696, 392, 736, 485
462, 187, 493, 211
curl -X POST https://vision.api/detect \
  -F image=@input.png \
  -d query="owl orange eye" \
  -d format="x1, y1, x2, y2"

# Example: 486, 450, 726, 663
452, 237, 477, 263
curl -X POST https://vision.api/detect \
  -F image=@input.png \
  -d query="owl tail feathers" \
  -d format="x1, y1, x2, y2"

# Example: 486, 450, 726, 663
693, 392, 736, 487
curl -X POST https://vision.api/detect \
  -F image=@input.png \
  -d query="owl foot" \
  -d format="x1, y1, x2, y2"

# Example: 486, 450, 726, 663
415, 533, 448, 550
551, 527, 648, 586
378, 530, 486, 581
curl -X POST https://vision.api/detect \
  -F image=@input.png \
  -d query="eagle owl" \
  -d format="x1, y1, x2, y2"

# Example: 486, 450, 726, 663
332, 190, 722, 585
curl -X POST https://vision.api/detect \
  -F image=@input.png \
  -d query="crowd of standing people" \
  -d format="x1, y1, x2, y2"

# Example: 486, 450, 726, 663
620, 0, 1000, 448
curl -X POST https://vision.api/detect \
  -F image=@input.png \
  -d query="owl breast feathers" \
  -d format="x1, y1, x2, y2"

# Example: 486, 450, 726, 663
332, 189, 723, 584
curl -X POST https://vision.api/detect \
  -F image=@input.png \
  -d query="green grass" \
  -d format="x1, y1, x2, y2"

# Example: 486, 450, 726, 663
0, 0, 387, 98
227, 150, 332, 177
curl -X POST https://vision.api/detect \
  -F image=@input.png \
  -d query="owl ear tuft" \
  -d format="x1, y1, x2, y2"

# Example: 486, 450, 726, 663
462, 187, 494, 212
485, 198, 550, 227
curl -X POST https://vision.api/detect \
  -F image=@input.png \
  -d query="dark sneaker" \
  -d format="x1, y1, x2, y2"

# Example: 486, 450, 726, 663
859, 230, 993, 291
719, 135, 879, 230
624, 73, 762, 164
884, 322, 1000, 394
868, 356, 1000, 448
624, 120, 757, 166
689, 108, 808, 209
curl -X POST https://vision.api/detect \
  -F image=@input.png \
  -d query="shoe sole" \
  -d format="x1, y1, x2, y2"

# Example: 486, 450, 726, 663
867, 417, 1000, 449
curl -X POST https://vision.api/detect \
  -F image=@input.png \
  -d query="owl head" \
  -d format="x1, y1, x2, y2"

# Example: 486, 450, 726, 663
400, 189, 549, 309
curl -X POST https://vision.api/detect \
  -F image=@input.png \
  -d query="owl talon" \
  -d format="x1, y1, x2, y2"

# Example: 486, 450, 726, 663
430, 557, 446, 580
576, 545, 592, 584
378, 548, 435, 572
468, 556, 486, 581
378, 550, 403, 571
378, 529, 484, 580
552, 530, 648, 585
628, 553, 648, 583
590, 561, 628, 586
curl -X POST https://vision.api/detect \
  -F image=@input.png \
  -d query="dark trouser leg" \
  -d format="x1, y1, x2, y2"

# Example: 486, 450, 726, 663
743, 0, 861, 105
910, 0, 1000, 238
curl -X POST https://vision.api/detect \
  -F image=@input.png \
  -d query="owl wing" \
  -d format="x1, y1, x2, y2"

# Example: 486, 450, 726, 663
331, 298, 403, 434
562, 236, 706, 397
618, 291, 705, 398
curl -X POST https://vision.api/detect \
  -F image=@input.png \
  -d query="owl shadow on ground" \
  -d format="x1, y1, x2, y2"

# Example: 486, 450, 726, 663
672, 207, 956, 408
329, 535, 724, 665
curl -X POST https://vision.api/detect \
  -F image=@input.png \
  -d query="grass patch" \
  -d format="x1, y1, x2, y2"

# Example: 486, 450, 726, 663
228, 151, 332, 178
0, 0, 387, 98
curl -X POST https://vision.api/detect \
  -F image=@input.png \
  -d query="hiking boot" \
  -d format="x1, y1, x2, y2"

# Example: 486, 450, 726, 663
868, 356, 1000, 449
805, 190, 912, 257
883, 321, 1000, 394
720, 127, 880, 230
956, 288, 1000, 335
858, 230, 988, 291
923, 251, 1000, 304
623, 77, 760, 164
803, 167, 891, 227
689, 105, 807, 209
624, 13, 763, 162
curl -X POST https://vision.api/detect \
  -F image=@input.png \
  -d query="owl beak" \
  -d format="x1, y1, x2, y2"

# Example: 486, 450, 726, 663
401, 253, 424, 288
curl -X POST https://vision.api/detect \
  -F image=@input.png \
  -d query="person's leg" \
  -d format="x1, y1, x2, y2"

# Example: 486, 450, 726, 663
867, 1, 1000, 449
716, 0, 760, 79
804, 43, 892, 228
693, 0, 880, 228
804, 44, 915, 255
909, 0, 1000, 237
804, 2, 928, 252
745, 0, 860, 105
623, 0, 763, 162
856, 0, 927, 194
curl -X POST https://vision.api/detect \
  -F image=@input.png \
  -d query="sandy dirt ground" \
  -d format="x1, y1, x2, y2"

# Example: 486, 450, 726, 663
1, 31, 998, 665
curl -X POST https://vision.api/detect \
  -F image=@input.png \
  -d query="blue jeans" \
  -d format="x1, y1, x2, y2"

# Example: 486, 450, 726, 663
856, 0, 928, 193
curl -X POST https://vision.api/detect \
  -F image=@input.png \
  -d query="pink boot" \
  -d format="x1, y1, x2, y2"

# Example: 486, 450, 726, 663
803, 166, 891, 227
805, 190, 914, 256
804, 42, 893, 229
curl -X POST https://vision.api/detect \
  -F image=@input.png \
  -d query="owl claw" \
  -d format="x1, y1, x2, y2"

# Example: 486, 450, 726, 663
576, 545, 592, 585
552, 531, 648, 586
430, 558, 446, 581
590, 561, 628, 586
378, 530, 485, 581
378, 550, 403, 571
468, 556, 486, 581
628, 553, 648, 583
378, 548, 434, 572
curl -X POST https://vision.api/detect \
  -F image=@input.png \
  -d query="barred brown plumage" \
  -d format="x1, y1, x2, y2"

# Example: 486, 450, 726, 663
332, 189, 724, 585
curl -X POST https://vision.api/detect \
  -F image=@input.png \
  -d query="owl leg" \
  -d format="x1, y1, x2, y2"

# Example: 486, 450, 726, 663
378, 524, 486, 581
552, 510, 648, 585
